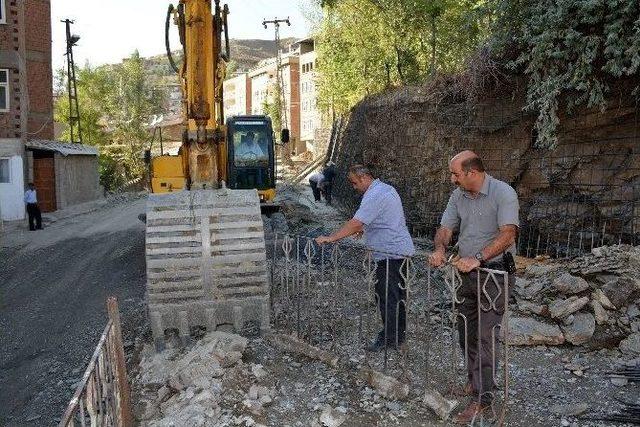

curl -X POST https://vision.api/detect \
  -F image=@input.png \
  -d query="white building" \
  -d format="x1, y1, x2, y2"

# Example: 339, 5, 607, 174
223, 73, 251, 119
0, 141, 25, 220
298, 38, 322, 153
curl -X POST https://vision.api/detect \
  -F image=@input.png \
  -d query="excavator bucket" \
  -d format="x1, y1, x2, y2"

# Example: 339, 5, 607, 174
145, 188, 269, 350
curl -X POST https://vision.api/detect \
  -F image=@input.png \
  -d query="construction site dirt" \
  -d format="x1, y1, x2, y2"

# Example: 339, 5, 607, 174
0, 195, 148, 425
1, 186, 639, 426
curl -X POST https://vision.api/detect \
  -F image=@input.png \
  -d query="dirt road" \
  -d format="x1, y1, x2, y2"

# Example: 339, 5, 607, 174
0, 197, 147, 426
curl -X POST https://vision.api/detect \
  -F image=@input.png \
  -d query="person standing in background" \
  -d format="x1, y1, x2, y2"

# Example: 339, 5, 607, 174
308, 171, 325, 202
320, 161, 336, 205
24, 183, 43, 231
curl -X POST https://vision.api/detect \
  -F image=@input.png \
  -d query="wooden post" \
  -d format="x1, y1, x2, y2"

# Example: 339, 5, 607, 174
107, 296, 133, 426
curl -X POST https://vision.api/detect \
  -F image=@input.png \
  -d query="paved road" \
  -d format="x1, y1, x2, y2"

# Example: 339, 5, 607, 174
0, 198, 147, 426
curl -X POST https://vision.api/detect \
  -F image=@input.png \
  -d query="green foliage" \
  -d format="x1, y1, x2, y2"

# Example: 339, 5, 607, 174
316, 0, 640, 149
481, 0, 639, 147
55, 51, 165, 191
226, 59, 239, 75
315, 0, 489, 114
262, 81, 283, 135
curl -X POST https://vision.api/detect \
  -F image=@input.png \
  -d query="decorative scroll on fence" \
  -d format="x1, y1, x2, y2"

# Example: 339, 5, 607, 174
270, 233, 511, 424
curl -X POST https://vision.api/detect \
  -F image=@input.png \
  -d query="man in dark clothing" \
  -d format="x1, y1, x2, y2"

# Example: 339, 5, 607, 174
24, 182, 43, 231
320, 161, 336, 205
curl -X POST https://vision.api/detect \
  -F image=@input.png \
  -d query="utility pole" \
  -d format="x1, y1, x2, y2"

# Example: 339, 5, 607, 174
62, 19, 82, 144
262, 17, 290, 143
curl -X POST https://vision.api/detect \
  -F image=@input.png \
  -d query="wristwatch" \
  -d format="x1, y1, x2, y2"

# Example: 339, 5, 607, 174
474, 251, 484, 264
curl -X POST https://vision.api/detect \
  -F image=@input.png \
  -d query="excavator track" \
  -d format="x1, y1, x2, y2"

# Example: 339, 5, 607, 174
145, 189, 269, 350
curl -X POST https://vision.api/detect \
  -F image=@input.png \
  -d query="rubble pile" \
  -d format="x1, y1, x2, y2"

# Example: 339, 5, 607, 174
509, 245, 640, 356
133, 332, 277, 427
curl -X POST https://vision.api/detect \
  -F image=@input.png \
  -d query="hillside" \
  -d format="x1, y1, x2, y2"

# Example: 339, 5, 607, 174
143, 37, 296, 86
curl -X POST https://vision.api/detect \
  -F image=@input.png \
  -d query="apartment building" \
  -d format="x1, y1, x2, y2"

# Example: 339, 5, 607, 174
0, 1, 101, 221
248, 53, 301, 152
298, 38, 322, 154
223, 73, 251, 119
222, 37, 324, 155
0, 0, 54, 220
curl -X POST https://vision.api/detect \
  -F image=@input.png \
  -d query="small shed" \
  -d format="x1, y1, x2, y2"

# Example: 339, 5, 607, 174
25, 140, 102, 212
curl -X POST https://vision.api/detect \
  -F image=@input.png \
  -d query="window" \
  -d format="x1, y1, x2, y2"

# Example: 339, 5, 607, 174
0, 69, 8, 112
0, 158, 10, 183
0, 0, 6, 24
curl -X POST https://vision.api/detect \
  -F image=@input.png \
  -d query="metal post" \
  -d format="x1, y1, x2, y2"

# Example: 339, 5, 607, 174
262, 17, 291, 148
106, 296, 133, 426
62, 19, 82, 144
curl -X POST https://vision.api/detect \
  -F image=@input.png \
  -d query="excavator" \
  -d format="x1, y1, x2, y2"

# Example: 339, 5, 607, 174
145, 0, 287, 350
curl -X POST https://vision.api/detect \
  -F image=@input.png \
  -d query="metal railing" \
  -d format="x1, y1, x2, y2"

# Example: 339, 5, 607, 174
270, 233, 511, 425
59, 297, 133, 427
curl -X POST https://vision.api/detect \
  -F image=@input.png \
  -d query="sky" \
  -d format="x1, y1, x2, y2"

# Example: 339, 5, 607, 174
51, 0, 315, 72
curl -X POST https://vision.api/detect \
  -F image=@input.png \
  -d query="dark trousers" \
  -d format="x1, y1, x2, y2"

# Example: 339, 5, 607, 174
323, 183, 333, 205
26, 203, 42, 230
375, 258, 407, 345
456, 269, 513, 405
309, 179, 321, 201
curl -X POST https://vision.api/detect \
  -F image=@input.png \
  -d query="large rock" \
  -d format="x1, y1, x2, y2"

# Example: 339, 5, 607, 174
549, 296, 590, 319
171, 357, 223, 389
359, 367, 410, 400
197, 331, 248, 355
601, 277, 640, 309
319, 406, 346, 427
517, 300, 546, 316
515, 278, 545, 300
550, 403, 589, 417
152, 389, 221, 426
506, 317, 565, 346
590, 301, 609, 325
423, 388, 458, 420
619, 333, 640, 355
552, 273, 589, 295
592, 289, 616, 310
525, 264, 561, 278
561, 313, 595, 345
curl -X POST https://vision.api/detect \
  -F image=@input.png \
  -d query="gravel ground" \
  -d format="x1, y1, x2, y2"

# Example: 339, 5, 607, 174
0, 195, 147, 426
3, 184, 638, 426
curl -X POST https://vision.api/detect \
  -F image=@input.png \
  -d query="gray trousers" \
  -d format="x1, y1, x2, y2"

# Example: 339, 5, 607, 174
456, 269, 513, 405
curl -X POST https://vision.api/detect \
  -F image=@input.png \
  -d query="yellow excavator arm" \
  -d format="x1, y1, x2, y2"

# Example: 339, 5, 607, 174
152, 0, 230, 192
145, 0, 276, 351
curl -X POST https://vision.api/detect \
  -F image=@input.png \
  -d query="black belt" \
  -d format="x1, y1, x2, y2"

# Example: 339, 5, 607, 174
482, 262, 505, 271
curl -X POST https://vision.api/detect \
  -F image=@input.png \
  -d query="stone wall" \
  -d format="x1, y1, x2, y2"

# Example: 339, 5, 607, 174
331, 78, 640, 256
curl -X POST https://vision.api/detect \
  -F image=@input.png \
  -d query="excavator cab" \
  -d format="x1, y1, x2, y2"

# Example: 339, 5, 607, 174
227, 115, 277, 203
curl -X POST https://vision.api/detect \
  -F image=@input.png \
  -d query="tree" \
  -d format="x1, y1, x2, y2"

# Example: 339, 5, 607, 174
262, 81, 283, 134
54, 51, 165, 190
488, 0, 640, 148
314, 0, 489, 115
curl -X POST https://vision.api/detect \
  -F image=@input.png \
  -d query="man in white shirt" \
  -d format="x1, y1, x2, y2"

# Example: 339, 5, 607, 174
308, 171, 325, 202
24, 182, 43, 231
235, 132, 265, 160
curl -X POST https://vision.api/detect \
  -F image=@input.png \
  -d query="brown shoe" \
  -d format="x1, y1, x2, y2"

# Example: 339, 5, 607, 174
453, 402, 489, 425
451, 382, 473, 397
